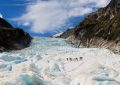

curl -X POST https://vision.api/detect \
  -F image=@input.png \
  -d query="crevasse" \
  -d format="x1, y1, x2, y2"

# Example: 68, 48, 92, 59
0, 37, 120, 85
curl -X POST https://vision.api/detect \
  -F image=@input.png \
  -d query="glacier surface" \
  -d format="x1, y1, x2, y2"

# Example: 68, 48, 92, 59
0, 37, 120, 85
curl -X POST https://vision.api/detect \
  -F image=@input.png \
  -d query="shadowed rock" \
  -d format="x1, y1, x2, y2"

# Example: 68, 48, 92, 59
0, 17, 13, 28
0, 18, 32, 52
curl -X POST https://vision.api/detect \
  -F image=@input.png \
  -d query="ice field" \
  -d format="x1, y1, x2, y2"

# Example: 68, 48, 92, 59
0, 37, 120, 85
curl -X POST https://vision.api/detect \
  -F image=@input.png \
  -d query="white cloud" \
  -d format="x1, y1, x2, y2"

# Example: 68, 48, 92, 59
15, 0, 111, 34
0, 13, 3, 18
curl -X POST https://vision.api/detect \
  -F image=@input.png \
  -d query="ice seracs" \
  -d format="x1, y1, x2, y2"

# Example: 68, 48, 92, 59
0, 37, 120, 85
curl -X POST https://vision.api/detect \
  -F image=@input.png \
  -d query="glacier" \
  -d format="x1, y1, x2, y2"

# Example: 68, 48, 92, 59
0, 37, 120, 85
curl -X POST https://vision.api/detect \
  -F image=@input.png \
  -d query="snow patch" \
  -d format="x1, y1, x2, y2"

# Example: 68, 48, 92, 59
52, 32, 63, 37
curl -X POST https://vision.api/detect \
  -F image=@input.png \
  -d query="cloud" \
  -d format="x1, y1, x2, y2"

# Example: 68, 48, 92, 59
15, 0, 110, 34
0, 13, 3, 18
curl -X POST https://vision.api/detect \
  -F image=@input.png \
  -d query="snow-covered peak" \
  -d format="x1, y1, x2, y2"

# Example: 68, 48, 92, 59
52, 32, 63, 38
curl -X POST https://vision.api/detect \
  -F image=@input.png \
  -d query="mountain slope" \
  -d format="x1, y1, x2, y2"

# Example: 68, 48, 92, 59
0, 18, 32, 52
59, 0, 120, 53
0, 17, 13, 28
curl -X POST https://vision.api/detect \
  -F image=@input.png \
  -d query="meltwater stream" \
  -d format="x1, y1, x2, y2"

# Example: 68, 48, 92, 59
0, 37, 120, 85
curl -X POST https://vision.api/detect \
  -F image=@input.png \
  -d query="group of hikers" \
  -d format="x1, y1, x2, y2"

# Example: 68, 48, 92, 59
66, 57, 83, 61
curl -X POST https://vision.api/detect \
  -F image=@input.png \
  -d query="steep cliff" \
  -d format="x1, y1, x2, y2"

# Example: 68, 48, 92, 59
0, 18, 32, 52
0, 17, 13, 28
59, 0, 120, 53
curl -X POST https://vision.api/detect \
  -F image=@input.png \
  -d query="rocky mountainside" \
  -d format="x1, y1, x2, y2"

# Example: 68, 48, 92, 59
0, 18, 32, 52
59, 0, 120, 53
0, 18, 13, 28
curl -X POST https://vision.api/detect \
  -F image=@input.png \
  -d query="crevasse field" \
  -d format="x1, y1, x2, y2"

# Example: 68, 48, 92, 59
0, 37, 120, 85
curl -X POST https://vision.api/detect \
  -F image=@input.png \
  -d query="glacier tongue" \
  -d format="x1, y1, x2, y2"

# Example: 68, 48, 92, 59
0, 37, 120, 85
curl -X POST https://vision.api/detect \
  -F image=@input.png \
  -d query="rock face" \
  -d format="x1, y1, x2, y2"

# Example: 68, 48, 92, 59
56, 29, 74, 38
0, 18, 13, 28
0, 18, 32, 52
59, 0, 120, 53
